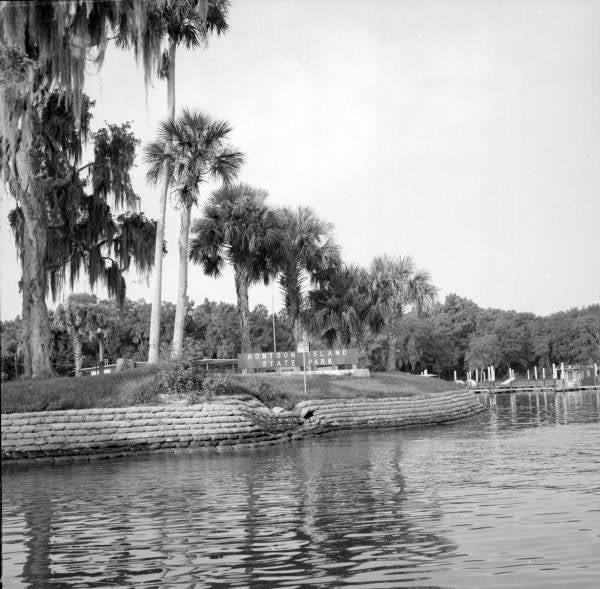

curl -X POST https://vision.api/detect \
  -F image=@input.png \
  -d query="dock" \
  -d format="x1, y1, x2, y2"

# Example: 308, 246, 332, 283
469, 384, 600, 394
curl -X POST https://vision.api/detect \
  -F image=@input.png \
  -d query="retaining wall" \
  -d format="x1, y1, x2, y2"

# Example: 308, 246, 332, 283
1, 390, 484, 464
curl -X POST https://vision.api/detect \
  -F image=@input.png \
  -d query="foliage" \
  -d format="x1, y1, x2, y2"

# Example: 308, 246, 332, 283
8, 96, 156, 305
1, 318, 22, 381
190, 184, 280, 352
198, 373, 236, 400
144, 109, 244, 203
156, 339, 207, 395
307, 264, 383, 352
2, 292, 598, 383
271, 206, 341, 344
369, 255, 438, 371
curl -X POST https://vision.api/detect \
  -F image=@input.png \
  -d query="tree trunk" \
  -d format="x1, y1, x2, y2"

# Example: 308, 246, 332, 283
386, 336, 398, 372
98, 332, 105, 374
234, 264, 251, 354
71, 329, 83, 377
292, 317, 304, 349
20, 208, 54, 378
148, 38, 177, 364
171, 201, 192, 359
357, 345, 368, 369
15, 113, 54, 379
20, 274, 32, 378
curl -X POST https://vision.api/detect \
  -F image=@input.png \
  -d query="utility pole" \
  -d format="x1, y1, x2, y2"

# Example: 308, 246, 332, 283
271, 283, 277, 354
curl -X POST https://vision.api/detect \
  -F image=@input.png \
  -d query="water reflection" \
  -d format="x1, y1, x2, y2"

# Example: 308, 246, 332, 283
3, 390, 600, 588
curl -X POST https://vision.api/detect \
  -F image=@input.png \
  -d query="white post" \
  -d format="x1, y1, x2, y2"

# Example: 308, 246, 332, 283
527, 369, 530, 380
492, 365, 495, 381
552, 363, 557, 380
475, 368, 479, 382
534, 366, 538, 380
561, 362, 565, 382
302, 351, 307, 395
542, 367, 546, 380
453, 370, 457, 381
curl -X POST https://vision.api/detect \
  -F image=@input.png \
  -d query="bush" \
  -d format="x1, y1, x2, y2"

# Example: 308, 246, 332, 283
202, 373, 233, 396
155, 339, 207, 395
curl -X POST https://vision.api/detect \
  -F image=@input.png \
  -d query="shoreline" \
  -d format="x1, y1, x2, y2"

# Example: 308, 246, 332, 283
1, 390, 485, 466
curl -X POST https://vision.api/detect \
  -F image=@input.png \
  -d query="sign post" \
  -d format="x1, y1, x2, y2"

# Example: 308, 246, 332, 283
297, 341, 310, 395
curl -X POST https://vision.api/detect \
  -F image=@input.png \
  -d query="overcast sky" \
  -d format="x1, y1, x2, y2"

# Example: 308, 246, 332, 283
1, 0, 599, 320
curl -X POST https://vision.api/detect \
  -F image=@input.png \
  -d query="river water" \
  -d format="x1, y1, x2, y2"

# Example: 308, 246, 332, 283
2, 390, 599, 588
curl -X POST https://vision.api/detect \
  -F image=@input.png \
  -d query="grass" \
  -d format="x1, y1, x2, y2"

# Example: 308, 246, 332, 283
1, 366, 160, 414
1, 369, 463, 414
231, 372, 463, 409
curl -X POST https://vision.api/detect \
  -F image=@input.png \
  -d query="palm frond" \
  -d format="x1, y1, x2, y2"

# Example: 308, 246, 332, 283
210, 147, 244, 185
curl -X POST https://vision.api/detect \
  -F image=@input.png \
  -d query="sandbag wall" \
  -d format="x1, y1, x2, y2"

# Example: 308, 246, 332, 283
1, 399, 302, 464
1, 391, 484, 464
296, 390, 484, 432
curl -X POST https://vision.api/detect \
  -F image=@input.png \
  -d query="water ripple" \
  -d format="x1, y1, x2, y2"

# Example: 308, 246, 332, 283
3, 390, 600, 588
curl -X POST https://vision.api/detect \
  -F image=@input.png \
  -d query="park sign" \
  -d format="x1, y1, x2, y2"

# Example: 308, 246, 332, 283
237, 348, 360, 370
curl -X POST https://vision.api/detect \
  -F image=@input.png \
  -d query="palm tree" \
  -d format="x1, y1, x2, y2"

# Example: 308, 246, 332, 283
273, 207, 341, 347
143, 0, 230, 364
189, 184, 280, 354
370, 255, 438, 372
52, 295, 119, 376
307, 264, 383, 365
145, 109, 244, 358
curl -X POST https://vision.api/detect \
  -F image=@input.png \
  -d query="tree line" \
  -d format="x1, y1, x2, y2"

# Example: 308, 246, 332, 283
2, 292, 597, 382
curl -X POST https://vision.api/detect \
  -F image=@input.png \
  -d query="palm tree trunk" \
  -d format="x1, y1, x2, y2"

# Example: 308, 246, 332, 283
292, 317, 304, 349
234, 264, 251, 354
386, 335, 398, 372
171, 201, 192, 359
71, 329, 83, 377
357, 345, 368, 369
148, 38, 177, 364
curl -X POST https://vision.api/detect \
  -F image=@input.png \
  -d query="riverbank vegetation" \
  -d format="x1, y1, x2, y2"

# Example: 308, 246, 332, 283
3, 297, 598, 384
0, 363, 457, 414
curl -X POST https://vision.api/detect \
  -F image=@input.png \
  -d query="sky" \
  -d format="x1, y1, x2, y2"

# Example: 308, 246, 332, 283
1, 0, 599, 320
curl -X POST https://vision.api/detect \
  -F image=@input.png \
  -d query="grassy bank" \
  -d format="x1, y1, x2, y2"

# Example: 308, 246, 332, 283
1, 367, 160, 414
1, 369, 463, 414
235, 372, 461, 402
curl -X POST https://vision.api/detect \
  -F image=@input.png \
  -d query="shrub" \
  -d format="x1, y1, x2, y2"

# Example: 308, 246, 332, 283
202, 373, 233, 396
156, 339, 207, 395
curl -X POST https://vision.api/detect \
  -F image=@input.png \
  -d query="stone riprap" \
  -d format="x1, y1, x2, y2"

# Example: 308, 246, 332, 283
1, 391, 484, 464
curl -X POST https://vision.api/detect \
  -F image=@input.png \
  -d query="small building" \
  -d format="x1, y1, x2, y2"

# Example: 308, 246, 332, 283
581, 365, 597, 386
563, 364, 597, 388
